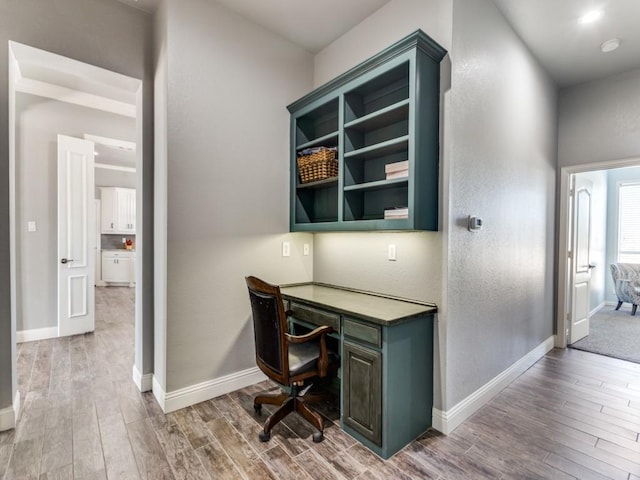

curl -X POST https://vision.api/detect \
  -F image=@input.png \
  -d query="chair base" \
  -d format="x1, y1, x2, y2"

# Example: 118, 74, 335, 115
254, 385, 332, 443
615, 300, 637, 315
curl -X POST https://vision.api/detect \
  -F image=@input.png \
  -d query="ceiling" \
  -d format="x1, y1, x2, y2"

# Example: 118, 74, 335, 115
117, 0, 640, 88
491, 0, 640, 87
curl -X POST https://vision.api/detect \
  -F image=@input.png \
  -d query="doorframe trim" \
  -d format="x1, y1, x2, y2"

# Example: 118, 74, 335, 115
8, 43, 146, 423
556, 157, 640, 348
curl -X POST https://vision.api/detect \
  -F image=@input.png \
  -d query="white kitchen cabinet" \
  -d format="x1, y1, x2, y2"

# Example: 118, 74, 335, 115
100, 187, 136, 234
102, 250, 133, 285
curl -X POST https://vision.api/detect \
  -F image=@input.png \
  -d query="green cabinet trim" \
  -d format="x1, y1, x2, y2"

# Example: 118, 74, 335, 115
287, 30, 446, 113
287, 29, 447, 232
344, 317, 381, 348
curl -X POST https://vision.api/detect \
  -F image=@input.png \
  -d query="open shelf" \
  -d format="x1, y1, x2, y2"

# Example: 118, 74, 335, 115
344, 100, 409, 132
344, 177, 409, 193
296, 98, 339, 147
297, 131, 339, 151
287, 29, 447, 232
297, 177, 338, 190
344, 62, 410, 124
345, 136, 409, 161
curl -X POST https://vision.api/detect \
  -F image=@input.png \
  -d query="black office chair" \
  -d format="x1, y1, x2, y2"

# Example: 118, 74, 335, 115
245, 276, 339, 442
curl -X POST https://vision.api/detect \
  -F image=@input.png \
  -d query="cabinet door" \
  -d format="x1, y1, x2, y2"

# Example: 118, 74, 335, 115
101, 188, 117, 233
343, 341, 382, 446
101, 255, 131, 283
114, 188, 133, 233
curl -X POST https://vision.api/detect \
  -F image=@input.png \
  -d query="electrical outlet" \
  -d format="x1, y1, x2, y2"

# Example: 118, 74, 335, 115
303, 244, 310, 256
282, 241, 291, 257
388, 244, 396, 261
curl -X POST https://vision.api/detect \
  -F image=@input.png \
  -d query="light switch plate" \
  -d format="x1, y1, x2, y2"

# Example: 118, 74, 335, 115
27, 221, 37, 232
303, 244, 310, 256
388, 244, 396, 261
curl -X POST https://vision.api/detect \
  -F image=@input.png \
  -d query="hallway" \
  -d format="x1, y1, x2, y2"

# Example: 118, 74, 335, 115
2, 287, 640, 478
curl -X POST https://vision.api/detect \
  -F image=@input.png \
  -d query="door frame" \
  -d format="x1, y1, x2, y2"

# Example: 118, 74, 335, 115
7, 42, 148, 429
556, 156, 640, 348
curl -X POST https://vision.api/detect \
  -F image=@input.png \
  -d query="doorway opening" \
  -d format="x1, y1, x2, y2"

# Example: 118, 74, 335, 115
557, 158, 640, 364
8, 42, 146, 427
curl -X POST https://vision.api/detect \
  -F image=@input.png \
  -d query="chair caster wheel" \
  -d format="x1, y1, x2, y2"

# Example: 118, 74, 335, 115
254, 404, 262, 415
259, 430, 270, 442
312, 431, 324, 443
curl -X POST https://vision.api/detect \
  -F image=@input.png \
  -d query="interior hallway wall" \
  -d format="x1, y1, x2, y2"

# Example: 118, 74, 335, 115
155, 0, 315, 394
446, 0, 557, 408
0, 0, 153, 418
558, 67, 640, 169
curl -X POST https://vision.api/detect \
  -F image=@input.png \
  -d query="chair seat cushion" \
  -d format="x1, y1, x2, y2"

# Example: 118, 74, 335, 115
288, 341, 339, 377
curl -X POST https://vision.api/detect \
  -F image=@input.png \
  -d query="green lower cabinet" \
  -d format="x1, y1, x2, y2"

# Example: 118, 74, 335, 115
342, 341, 382, 446
341, 315, 434, 459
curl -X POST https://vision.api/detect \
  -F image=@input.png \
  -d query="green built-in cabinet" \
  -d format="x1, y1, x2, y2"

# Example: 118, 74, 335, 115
287, 30, 447, 232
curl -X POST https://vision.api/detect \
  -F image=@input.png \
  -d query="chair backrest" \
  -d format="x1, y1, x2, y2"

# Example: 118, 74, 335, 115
610, 263, 640, 303
245, 276, 289, 384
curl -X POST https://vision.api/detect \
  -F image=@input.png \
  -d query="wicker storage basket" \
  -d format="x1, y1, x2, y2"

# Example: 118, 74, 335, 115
297, 147, 338, 184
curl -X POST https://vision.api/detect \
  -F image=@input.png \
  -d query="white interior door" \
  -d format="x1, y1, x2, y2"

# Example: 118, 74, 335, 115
569, 176, 594, 344
58, 135, 95, 337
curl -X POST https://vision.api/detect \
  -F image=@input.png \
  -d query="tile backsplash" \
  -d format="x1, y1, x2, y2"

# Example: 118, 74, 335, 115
101, 234, 135, 250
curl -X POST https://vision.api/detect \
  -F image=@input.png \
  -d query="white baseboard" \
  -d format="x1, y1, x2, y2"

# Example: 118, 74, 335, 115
153, 366, 267, 414
0, 391, 20, 431
590, 302, 606, 317
432, 335, 555, 434
17, 326, 58, 343
132, 364, 153, 392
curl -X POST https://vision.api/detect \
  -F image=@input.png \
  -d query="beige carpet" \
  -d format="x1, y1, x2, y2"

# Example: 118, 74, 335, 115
570, 305, 640, 364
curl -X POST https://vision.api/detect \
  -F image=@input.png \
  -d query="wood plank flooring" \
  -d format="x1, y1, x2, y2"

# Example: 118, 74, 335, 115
3, 286, 640, 479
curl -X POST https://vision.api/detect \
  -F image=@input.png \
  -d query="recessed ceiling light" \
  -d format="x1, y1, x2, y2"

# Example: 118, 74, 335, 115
601, 38, 620, 53
579, 10, 603, 24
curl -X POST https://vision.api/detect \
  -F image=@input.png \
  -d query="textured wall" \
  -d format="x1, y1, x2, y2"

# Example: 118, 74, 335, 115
15, 95, 135, 332
446, 0, 557, 407
558, 68, 640, 168
314, 0, 453, 86
158, 0, 315, 392
0, 0, 152, 414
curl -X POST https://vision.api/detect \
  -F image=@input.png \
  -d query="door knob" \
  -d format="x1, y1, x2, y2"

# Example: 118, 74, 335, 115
61, 258, 74, 264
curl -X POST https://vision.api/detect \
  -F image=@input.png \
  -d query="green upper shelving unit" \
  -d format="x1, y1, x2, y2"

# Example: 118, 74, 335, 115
287, 29, 447, 232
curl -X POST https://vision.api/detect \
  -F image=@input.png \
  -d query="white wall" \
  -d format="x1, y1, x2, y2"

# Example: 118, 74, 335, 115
157, 0, 315, 393
558, 67, 640, 169
15, 94, 135, 332
96, 170, 136, 190
446, 0, 557, 408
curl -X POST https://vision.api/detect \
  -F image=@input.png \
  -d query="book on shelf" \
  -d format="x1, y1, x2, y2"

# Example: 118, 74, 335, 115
384, 206, 409, 219
385, 160, 409, 180
386, 170, 409, 180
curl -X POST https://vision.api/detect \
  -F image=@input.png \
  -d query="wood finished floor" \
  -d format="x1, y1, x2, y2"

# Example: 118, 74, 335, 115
3, 287, 640, 479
